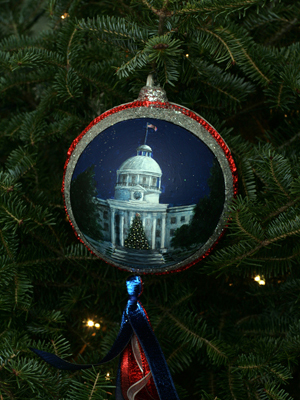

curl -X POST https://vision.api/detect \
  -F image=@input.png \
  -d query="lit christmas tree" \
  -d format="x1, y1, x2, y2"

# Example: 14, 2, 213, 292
124, 213, 150, 250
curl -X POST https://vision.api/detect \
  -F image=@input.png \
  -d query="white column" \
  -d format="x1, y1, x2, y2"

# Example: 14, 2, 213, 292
120, 212, 124, 246
152, 214, 157, 250
129, 212, 134, 226
161, 213, 166, 248
142, 213, 146, 229
111, 209, 115, 245
158, 177, 161, 189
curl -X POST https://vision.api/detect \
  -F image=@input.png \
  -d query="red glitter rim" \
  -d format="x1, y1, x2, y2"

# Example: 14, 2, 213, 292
62, 100, 238, 275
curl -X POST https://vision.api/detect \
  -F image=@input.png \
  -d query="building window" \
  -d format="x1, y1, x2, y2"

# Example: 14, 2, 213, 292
171, 217, 177, 224
157, 218, 161, 227
104, 223, 109, 231
143, 176, 147, 184
152, 177, 156, 186
170, 229, 175, 237
180, 216, 185, 222
156, 230, 161, 238
103, 211, 108, 220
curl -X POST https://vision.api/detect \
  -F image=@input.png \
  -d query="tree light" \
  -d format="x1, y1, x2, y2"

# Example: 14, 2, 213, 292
87, 320, 94, 327
254, 275, 265, 285
95, 323, 101, 328
61, 13, 69, 19
185, 54, 189, 58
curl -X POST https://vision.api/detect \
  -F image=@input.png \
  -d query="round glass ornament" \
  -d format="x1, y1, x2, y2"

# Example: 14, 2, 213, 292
63, 78, 237, 274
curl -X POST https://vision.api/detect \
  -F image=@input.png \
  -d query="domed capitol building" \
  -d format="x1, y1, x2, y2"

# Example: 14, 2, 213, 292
94, 137, 196, 266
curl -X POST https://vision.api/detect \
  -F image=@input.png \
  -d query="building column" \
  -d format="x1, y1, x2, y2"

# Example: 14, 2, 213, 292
152, 213, 157, 250
111, 208, 115, 245
161, 213, 166, 248
129, 211, 134, 226
142, 213, 146, 229
119, 211, 125, 246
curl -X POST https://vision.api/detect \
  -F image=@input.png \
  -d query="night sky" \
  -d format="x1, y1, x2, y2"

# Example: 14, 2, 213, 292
72, 118, 218, 207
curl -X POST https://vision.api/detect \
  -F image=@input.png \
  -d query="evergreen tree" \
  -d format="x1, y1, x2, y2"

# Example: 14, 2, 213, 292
70, 165, 102, 240
171, 159, 225, 248
124, 213, 150, 250
1, 0, 300, 399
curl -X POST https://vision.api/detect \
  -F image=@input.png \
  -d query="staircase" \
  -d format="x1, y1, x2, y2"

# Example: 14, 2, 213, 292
111, 246, 166, 266
83, 234, 168, 267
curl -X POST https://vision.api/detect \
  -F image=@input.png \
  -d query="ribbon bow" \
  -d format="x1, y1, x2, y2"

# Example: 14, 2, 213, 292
31, 276, 179, 400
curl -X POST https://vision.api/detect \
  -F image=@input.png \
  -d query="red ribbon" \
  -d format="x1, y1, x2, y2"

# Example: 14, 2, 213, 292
121, 335, 159, 400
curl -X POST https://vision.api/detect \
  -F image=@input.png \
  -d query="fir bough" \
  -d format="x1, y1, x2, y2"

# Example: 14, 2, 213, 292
1, 0, 300, 398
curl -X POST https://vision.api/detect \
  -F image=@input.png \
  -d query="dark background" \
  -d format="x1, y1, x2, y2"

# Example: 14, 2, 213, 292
72, 118, 217, 206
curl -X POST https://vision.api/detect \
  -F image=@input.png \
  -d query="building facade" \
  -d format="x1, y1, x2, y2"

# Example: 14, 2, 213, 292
95, 143, 195, 252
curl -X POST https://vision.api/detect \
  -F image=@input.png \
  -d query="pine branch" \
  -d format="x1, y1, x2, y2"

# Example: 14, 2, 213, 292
164, 310, 229, 365
197, 27, 236, 65
174, 0, 271, 17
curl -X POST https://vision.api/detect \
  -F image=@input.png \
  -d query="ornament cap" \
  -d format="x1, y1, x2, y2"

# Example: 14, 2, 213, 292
137, 74, 168, 103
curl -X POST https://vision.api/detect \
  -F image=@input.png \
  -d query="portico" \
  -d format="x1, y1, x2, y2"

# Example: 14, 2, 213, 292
107, 199, 168, 250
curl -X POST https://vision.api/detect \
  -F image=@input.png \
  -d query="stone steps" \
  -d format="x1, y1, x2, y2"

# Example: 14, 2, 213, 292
82, 234, 167, 267
111, 246, 166, 266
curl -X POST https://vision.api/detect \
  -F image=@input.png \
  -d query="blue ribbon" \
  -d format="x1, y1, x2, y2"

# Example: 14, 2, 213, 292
30, 276, 179, 400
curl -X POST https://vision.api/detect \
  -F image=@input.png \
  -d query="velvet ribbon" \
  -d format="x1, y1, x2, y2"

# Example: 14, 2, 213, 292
30, 276, 179, 400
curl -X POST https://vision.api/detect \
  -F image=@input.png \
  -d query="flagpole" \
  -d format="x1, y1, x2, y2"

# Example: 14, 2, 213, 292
144, 124, 149, 144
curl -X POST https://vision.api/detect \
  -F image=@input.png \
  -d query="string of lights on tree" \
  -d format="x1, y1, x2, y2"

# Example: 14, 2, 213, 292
124, 213, 150, 250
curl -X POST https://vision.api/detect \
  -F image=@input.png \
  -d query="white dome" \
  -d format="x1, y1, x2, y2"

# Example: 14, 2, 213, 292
137, 144, 152, 152
118, 155, 162, 175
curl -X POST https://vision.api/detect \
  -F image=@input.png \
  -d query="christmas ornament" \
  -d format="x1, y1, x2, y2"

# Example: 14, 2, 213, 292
63, 74, 237, 274
31, 75, 237, 400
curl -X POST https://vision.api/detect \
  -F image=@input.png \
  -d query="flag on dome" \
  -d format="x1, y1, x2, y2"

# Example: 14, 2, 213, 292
147, 123, 158, 131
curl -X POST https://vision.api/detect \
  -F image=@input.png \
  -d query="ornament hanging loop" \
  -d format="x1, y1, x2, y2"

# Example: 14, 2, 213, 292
126, 276, 143, 310
146, 73, 155, 87
146, 73, 159, 87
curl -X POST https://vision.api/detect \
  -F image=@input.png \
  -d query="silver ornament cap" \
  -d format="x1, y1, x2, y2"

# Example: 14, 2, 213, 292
137, 74, 168, 102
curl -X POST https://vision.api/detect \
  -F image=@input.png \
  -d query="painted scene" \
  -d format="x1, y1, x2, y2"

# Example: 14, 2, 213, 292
70, 118, 225, 270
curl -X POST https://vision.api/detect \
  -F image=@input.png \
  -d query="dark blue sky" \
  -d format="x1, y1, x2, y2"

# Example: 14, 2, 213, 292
72, 118, 219, 206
